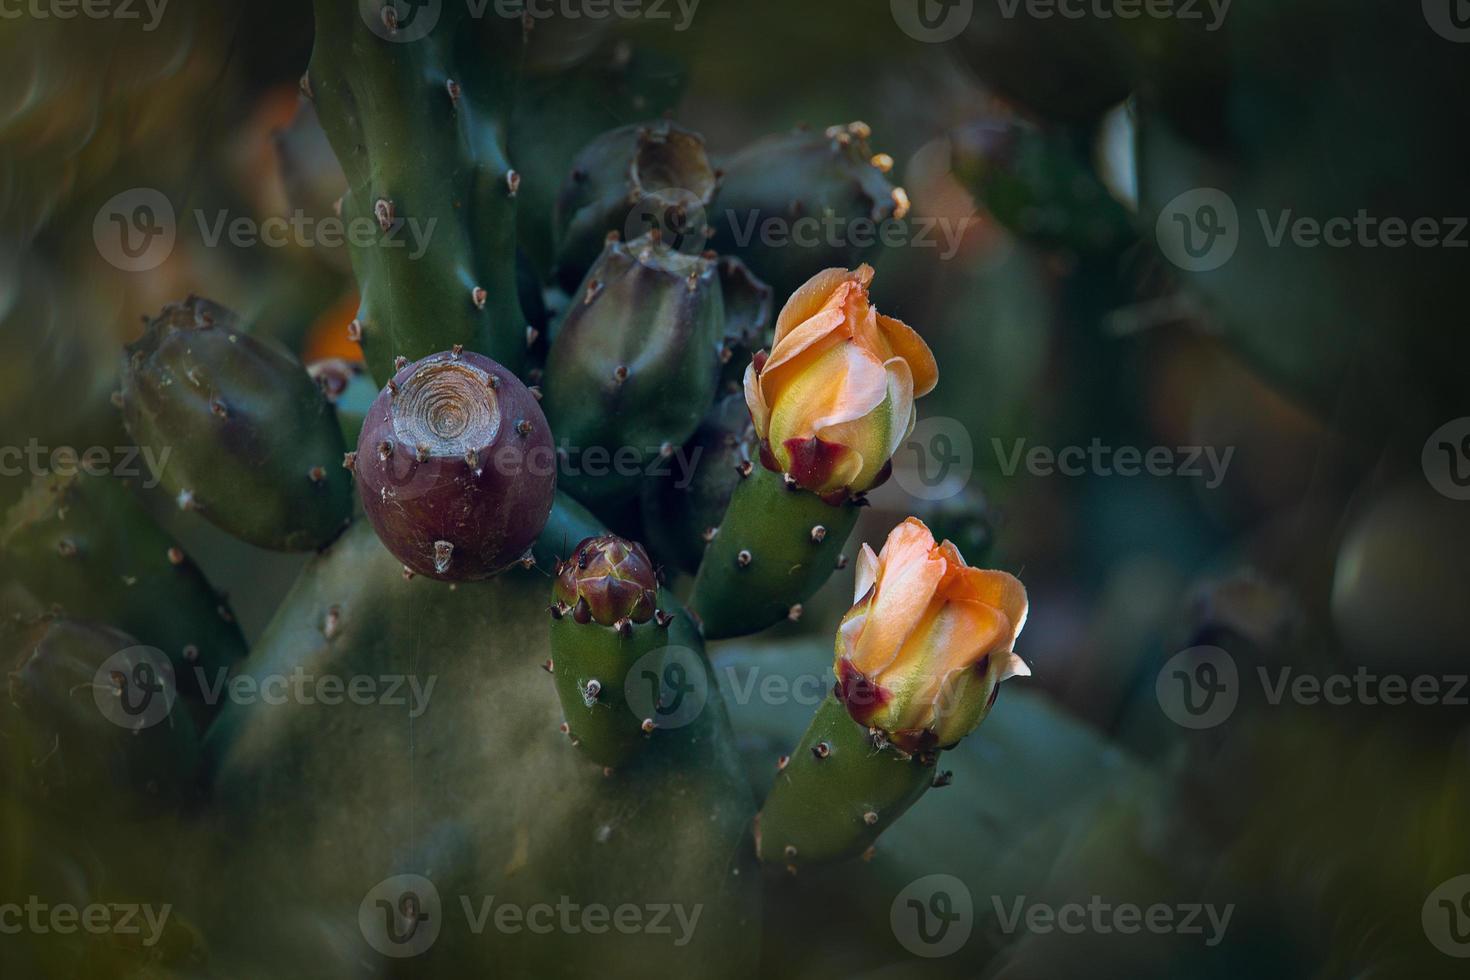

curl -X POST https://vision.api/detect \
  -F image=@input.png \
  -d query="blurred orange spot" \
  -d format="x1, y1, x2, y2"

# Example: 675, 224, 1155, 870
301, 291, 363, 365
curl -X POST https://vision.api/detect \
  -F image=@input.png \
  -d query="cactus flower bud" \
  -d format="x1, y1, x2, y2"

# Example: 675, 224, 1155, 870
744, 265, 937, 501
554, 535, 658, 628
835, 518, 1029, 751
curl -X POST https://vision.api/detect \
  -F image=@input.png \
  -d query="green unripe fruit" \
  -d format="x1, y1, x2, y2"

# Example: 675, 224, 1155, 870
119, 296, 352, 552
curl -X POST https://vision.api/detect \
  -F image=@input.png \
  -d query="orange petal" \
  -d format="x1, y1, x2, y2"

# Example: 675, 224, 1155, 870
743, 359, 770, 439
852, 524, 945, 676
853, 543, 880, 603
765, 342, 889, 446
877, 314, 938, 397
761, 306, 846, 380
774, 265, 873, 344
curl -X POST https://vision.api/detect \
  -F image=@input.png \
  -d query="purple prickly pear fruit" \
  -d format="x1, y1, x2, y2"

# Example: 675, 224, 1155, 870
354, 350, 555, 581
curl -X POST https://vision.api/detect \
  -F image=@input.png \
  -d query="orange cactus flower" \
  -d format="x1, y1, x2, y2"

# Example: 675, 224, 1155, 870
834, 517, 1029, 752
744, 265, 937, 501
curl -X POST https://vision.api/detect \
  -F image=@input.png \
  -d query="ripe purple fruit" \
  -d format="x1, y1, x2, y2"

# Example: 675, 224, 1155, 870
354, 350, 555, 581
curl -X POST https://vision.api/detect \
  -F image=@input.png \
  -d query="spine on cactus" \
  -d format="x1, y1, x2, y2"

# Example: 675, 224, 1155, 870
714, 122, 905, 299
352, 349, 556, 581
542, 230, 724, 508
0, 471, 246, 706
119, 296, 353, 552
756, 518, 1029, 869
553, 120, 720, 291
689, 264, 937, 639
547, 535, 673, 768
305, 0, 530, 383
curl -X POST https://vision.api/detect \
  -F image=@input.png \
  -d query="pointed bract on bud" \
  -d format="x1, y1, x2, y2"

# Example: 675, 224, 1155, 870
553, 535, 658, 627
744, 266, 937, 500
834, 518, 1028, 752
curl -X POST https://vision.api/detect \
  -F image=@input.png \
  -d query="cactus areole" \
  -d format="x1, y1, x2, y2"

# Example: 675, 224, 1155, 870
354, 350, 555, 581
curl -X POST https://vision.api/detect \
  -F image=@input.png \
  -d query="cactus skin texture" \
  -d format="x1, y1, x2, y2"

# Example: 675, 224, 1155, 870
641, 392, 755, 575
0, 471, 246, 704
119, 296, 352, 552
306, 0, 528, 384
715, 255, 774, 389
755, 694, 934, 869
549, 535, 677, 768
950, 119, 1135, 257
553, 120, 720, 291
203, 519, 759, 976
543, 231, 724, 508
0, 617, 201, 820
354, 350, 555, 581
715, 123, 904, 299
689, 462, 860, 640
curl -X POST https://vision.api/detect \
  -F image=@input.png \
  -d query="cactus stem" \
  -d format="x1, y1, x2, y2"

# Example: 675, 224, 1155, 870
736, 549, 753, 568
166, 546, 185, 566
640, 718, 657, 734
812, 741, 831, 760
810, 525, 827, 544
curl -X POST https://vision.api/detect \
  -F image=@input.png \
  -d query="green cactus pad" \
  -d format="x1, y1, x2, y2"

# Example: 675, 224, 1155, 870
688, 463, 859, 640
0, 472, 246, 704
203, 519, 759, 975
306, 0, 529, 383
755, 693, 934, 869
120, 296, 352, 552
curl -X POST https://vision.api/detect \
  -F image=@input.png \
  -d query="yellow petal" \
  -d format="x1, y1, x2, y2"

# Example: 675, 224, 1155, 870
761, 306, 846, 380
743, 359, 770, 439
853, 543, 880, 603
852, 521, 945, 676
766, 342, 889, 447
